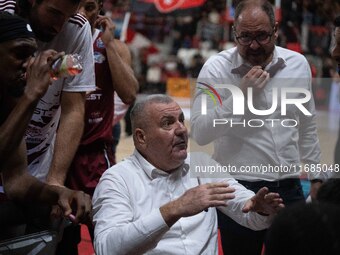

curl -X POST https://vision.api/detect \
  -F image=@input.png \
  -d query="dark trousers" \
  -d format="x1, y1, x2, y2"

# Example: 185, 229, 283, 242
55, 224, 93, 255
218, 178, 305, 255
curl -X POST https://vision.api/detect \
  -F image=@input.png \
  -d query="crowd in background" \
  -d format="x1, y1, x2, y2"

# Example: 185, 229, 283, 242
101, 0, 340, 109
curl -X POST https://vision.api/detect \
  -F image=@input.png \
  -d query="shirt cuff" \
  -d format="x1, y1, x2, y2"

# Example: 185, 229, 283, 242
142, 208, 170, 237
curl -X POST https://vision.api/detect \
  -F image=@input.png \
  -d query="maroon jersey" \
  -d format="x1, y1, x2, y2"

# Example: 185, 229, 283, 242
66, 30, 115, 195
81, 30, 114, 146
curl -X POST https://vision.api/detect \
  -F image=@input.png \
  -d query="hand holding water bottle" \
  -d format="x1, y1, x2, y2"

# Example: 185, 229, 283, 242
24, 49, 64, 101
50, 53, 83, 80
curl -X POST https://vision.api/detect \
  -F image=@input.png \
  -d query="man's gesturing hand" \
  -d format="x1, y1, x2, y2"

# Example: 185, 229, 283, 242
242, 187, 284, 215
160, 182, 235, 227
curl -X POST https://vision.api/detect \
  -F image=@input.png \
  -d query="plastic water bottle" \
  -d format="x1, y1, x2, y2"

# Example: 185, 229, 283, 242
51, 53, 83, 80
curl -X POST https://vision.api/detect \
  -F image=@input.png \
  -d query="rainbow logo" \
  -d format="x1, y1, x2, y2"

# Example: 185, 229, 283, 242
197, 81, 222, 106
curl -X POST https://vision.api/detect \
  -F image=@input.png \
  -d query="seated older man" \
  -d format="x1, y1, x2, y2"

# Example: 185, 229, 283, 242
92, 94, 284, 255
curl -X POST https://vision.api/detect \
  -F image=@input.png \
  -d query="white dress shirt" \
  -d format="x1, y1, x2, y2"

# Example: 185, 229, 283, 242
92, 150, 271, 255
191, 46, 325, 181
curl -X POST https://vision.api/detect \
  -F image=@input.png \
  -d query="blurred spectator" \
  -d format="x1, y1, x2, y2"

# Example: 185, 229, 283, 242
188, 53, 205, 78
301, 0, 314, 53
317, 178, 340, 204
145, 59, 164, 93
320, 56, 337, 106
171, 16, 197, 54
196, 10, 224, 50
164, 56, 187, 79
265, 202, 340, 255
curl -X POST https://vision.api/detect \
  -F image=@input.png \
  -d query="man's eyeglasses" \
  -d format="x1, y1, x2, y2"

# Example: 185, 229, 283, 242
234, 29, 275, 46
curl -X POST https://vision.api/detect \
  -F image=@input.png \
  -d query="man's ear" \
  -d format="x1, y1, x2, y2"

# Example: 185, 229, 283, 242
135, 128, 146, 145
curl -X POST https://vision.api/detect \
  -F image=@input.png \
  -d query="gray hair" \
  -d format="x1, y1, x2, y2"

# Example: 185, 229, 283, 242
130, 94, 174, 131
